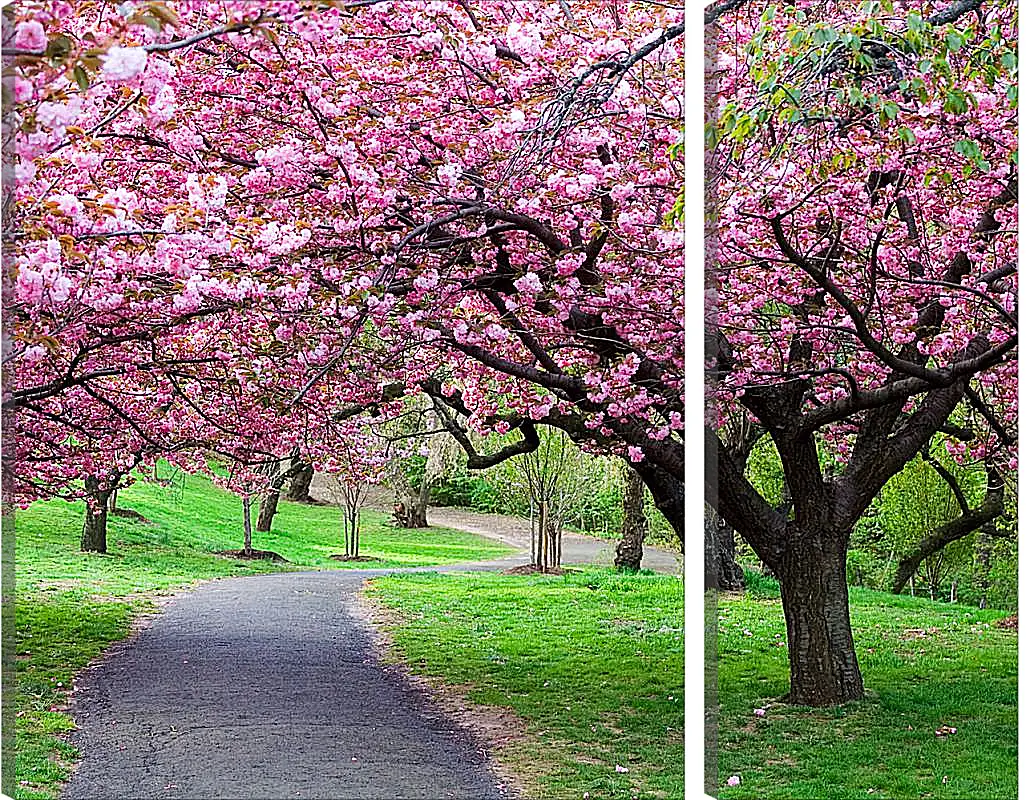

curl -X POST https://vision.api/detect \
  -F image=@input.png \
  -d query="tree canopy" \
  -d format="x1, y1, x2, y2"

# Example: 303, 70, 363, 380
5, 0, 684, 516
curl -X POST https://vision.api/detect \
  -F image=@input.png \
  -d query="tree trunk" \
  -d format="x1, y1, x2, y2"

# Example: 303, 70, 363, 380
778, 528, 864, 706
107, 487, 118, 513
548, 520, 558, 568
633, 461, 684, 547
256, 490, 280, 533
252, 459, 283, 534
704, 506, 744, 590
539, 501, 549, 572
397, 489, 429, 528
286, 461, 315, 502
530, 504, 537, 567
394, 478, 429, 528
615, 468, 649, 571
81, 475, 110, 553
242, 495, 253, 556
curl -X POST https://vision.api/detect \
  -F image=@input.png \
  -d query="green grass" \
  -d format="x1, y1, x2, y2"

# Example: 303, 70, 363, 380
716, 575, 1016, 799
365, 568, 683, 799
13, 471, 514, 799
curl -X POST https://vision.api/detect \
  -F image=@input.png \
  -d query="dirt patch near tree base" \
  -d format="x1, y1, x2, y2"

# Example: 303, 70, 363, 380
328, 554, 378, 563
215, 549, 288, 563
501, 564, 579, 576
356, 585, 527, 798
110, 508, 151, 523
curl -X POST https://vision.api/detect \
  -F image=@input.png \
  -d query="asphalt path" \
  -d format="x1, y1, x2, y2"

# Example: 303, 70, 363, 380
62, 502, 681, 799
63, 569, 511, 800
420, 505, 683, 576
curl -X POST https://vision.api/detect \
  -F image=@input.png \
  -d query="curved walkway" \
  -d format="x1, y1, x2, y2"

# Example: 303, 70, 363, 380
63, 569, 510, 800
421, 504, 683, 576
63, 501, 680, 799
309, 478, 684, 576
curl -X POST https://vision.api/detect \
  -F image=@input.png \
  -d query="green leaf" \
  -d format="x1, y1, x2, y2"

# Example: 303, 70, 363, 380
943, 89, 969, 114
44, 34, 73, 64
812, 25, 838, 45
72, 64, 90, 91
953, 139, 980, 158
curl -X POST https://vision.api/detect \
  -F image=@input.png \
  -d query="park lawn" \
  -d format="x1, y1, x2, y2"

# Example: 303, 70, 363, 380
365, 568, 683, 799
13, 471, 513, 800
717, 576, 1016, 800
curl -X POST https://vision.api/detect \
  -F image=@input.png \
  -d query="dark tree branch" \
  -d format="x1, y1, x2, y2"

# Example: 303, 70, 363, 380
891, 463, 1005, 593
706, 0, 753, 25
927, 0, 985, 25
428, 394, 540, 469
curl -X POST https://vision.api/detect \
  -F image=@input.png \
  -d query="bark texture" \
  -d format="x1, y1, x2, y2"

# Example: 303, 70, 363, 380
256, 491, 280, 533
395, 485, 430, 528
704, 508, 745, 591
286, 461, 314, 502
779, 527, 864, 705
256, 457, 307, 533
615, 468, 648, 571
81, 475, 110, 554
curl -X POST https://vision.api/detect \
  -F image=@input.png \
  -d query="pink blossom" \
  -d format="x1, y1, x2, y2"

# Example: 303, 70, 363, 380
413, 269, 439, 291
14, 20, 46, 51
12, 76, 33, 103
513, 272, 543, 294
101, 47, 149, 81
483, 323, 508, 342
726, 776, 741, 787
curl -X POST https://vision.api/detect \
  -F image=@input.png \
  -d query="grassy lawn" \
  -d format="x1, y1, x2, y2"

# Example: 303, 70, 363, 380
365, 568, 683, 799
716, 575, 1016, 799
13, 471, 513, 800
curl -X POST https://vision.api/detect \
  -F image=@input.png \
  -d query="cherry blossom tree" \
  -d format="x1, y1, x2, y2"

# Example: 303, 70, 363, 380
4, 1, 685, 539
708, 0, 1016, 704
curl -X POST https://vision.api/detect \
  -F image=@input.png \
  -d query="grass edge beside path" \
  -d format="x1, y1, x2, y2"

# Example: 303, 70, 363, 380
13, 472, 515, 800
357, 586, 531, 798
363, 568, 684, 800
